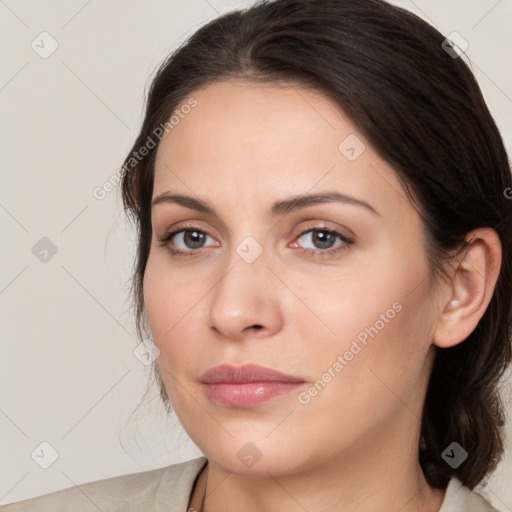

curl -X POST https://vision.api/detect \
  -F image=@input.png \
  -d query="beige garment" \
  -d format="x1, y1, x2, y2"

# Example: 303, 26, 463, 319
0, 457, 207, 512
0, 456, 499, 512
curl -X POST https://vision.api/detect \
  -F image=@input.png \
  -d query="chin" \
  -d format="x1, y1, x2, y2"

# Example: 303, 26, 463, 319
197, 435, 311, 477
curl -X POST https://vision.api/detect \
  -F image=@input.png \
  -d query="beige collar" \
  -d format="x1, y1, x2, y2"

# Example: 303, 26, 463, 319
187, 461, 208, 511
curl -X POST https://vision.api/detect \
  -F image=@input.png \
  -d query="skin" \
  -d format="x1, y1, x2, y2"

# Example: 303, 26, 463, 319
143, 79, 502, 512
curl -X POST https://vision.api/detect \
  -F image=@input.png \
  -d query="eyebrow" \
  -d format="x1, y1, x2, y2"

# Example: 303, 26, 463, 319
151, 191, 380, 217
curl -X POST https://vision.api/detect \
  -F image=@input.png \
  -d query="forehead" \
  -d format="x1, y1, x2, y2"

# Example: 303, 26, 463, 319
152, 80, 414, 225
156, 79, 350, 168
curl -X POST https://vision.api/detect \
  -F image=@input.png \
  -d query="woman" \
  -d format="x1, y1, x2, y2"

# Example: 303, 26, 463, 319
3, 0, 510, 510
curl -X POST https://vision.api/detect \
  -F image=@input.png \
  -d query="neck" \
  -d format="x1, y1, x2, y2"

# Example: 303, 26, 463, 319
189, 431, 446, 512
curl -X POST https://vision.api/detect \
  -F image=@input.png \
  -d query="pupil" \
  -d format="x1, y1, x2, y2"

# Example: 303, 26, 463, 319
185, 231, 205, 248
313, 230, 335, 249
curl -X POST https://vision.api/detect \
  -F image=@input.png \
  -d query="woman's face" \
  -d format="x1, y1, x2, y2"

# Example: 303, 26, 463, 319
144, 79, 442, 475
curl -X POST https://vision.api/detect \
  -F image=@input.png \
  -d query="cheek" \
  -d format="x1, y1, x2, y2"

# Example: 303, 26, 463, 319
143, 255, 203, 351
289, 243, 435, 404
281, 257, 404, 358
143, 260, 205, 408
304, 278, 435, 424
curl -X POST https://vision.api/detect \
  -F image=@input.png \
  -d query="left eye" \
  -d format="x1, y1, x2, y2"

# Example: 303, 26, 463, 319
295, 229, 351, 250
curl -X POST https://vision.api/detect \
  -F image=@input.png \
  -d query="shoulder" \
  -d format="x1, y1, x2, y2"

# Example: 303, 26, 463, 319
0, 456, 208, 512
440, 477, 500, 512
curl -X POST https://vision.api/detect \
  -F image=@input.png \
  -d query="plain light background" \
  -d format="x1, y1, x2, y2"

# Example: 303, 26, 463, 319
1, 0, 511, 508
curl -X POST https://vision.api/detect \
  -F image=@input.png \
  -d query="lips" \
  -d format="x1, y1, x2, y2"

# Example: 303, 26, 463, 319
200, 364, 305, 407
200, 363, 304, 384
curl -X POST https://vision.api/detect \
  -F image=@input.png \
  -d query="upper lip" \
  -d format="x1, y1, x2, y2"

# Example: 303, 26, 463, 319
200, 364, 305, 384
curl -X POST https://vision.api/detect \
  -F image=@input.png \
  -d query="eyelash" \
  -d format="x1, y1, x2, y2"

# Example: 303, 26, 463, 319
156, 223, 354, 259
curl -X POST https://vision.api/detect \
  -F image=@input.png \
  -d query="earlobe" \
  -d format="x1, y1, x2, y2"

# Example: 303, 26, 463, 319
433, 228, 502, 349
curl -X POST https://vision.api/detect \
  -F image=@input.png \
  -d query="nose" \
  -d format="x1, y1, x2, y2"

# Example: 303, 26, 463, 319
206, 249, 284, 341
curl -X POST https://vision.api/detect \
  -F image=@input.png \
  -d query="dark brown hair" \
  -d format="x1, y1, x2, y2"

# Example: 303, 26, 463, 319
120, 0, 512, 490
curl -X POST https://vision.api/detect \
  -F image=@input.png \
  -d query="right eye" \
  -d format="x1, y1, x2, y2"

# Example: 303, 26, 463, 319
157, 228, 219, 255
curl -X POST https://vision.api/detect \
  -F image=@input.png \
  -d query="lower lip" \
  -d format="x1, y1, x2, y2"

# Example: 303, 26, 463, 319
202, 381, 304, 407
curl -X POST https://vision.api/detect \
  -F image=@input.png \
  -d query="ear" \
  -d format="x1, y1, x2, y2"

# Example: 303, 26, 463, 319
433, 227, 502, 348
